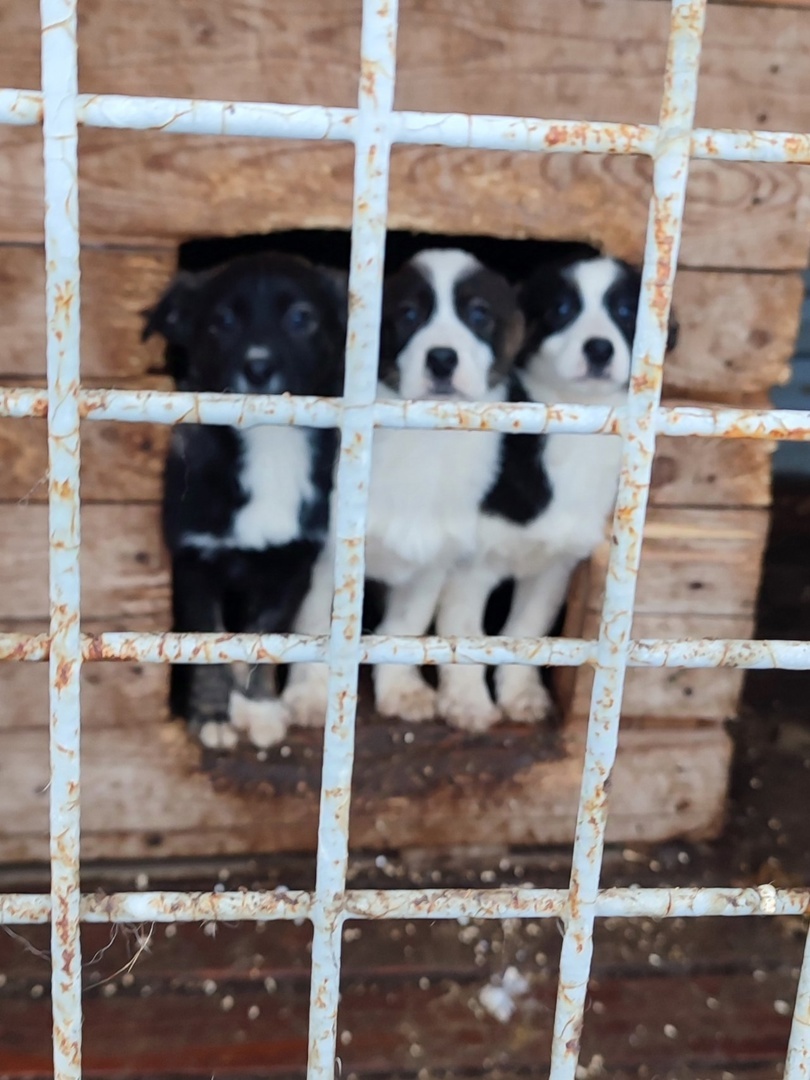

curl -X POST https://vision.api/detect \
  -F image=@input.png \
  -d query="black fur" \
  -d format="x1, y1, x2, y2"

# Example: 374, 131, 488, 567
482, 375, 553, 525
144, 252, 346, 735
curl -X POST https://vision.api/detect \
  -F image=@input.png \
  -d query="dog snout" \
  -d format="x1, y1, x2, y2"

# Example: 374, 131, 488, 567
583, 337, 614, 374
243, 349, 277, 388
426, 347, 459, 379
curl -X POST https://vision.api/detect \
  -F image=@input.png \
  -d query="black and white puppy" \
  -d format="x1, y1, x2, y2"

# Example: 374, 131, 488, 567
280, 248, 525, 726
435, 253, 679, 730
143, 252, 345, 749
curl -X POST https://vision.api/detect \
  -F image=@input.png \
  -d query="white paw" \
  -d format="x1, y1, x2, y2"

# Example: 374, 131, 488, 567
496, 668, 554, 723
198, 720, 239, 751
282, 670, 330, 728
375, 670, 438, 722
229, 692, 289, 749
438, 685, 502, 733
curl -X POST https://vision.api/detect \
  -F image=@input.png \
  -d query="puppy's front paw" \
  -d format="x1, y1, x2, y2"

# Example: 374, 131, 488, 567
198, 719, 239, 751
375, 668, 437, 722
229, 692, 289, 749
496, 667, 554, 723
438, 687, 502, 733
283, 668, 330, 728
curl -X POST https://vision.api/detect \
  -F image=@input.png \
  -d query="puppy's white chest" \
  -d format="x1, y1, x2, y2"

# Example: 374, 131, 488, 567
231, 426, 315, 549
366, 427, 501, 583
482, 431, 622, 574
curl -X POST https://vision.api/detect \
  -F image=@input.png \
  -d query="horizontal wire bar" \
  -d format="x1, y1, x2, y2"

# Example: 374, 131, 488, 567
0, 88, 43, 125
1, 90, 809, 166
1, 885, 807, 926
2, 632, 810, 671
3, 387, 810, 441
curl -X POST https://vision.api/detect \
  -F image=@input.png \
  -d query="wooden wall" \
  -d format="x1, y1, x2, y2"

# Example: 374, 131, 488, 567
0, 0, 807, 861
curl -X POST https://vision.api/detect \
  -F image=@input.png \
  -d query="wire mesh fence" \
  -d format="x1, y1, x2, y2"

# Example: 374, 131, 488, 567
1, 1, 809, 1078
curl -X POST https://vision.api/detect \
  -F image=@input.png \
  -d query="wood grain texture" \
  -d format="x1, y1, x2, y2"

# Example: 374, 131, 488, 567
0, 244, 172, 381
585, 507, 770, 618
0, 421, 772, 507
0, 242, 799, 388
0, 721, 731, 861
0, 504, 169, 622
650, 436, 773, 508
556, 611, 754, 724
4, 0, 810, 131
0, 618, 169, 733
1, 1, 808, 265
1, 126, 807, 269
0, 968, 797, 1078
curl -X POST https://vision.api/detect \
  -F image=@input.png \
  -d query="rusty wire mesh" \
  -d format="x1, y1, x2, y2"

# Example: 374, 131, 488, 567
1, 0, 810, 1078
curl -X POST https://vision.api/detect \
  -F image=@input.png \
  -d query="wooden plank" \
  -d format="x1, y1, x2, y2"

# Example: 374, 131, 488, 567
3, 908, 803, 992
0, 722, 731, 862
0, 969, 793, 1077
5, 0, 810, 131
1, 1, 808, 267
0, 244, 173, 381
556, 611, 754, 724
665, 270, 801, 398
1, 126, 807, 269
0, 618, 169, 733
0, 418, 170, 504
0, 418, 773, 507
585, 507, 770, 617
650, 435, 773, 508
0, 252, 800, 394
0, 504, 169, 621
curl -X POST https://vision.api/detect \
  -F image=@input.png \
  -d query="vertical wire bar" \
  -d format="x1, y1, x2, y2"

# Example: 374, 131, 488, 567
305, 2, 398, 1077
785, 928, 810, 1080
548, 4, 707, 1079
40, 1, 83, 1077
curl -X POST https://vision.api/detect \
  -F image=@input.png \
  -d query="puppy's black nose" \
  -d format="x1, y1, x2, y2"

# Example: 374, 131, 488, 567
244, 357, 276, 386
583, 338, 614, 371
426, 347, 459, 379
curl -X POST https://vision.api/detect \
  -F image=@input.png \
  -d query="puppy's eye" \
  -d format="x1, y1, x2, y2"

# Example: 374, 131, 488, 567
615, 301, 635, 321
284, 301, 318, 336
467, 298, 494, 333
398, 302, 420, 327
212, 305, 237, 333
552, 298, 574, 320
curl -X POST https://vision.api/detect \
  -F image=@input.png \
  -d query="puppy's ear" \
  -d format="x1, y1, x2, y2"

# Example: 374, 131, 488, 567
666, 310, 679, 353
141, 271, 201, 346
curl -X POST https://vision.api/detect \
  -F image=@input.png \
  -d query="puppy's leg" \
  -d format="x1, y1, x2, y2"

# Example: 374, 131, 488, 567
282, 546, 335, 728
227, 545, 322, 748
495, 556, 579, 722
229, 662, 289, 750
373, 566, 446, 722
171, 550, 237, 750
436, 563, 503, 732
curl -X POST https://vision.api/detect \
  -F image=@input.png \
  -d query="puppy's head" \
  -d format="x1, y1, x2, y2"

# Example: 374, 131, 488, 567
517, 255, 678, 400
142, 253, 346, 395
379, 249, 523, 400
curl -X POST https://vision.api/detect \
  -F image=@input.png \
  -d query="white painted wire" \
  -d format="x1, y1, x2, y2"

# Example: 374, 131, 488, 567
0, 0, 808, 1077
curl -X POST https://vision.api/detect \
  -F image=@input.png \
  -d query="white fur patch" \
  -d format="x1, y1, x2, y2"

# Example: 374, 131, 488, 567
232, 426, 314, 548
374, 666, 438, 722
229, 691, 289, 748
183, 426, 315, 551
366, 423, 503, 584
199, 720, 239, 751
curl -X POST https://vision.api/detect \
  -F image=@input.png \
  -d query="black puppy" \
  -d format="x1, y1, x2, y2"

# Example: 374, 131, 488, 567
143, 252, 345, 749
